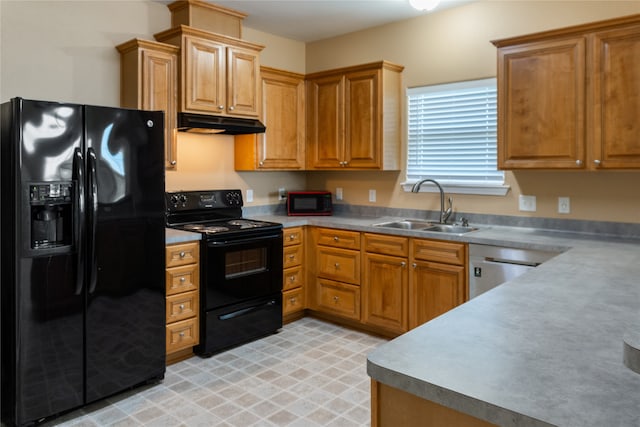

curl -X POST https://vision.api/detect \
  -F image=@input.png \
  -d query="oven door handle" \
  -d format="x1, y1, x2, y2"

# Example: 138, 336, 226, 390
218, 300, 277, 321
206, 233, 282, 247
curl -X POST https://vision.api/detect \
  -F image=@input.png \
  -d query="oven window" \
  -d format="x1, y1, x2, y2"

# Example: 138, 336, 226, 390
225, 247, 267, 279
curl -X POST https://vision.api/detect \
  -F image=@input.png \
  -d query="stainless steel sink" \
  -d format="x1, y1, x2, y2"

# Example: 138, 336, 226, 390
423, 224, 479, 234
372, 219, 437, 230
373, 220, 478, 234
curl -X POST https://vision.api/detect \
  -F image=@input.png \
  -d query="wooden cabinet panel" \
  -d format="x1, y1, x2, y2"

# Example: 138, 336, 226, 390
316, 279, 361, 320
362, 252, 408, 334
345, 68, 379, 168
412, 239, 466, 266
317, 246, 360, 285
166, 291, 199, 323
227, 46, 260, 117
183, 35, 226, 114
364, 233, 409, 257
592, 24, 640, 168
409, 261, 466, 329
284, 245, 303, 269
283, 288, 304, 316
306, 74, 344, 168
235, 68, 305, 170
116, 39, 179, 169
165, 264, 199, 296
166, 241, 199, 267
497, 37, 586, 169
283, 265, 303, 291
283, 226, 304, 246
166, 317, 199, 353
316, 228, 361, 250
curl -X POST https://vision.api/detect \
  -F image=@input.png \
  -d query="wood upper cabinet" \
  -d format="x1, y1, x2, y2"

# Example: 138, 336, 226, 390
306, 61, 403, 170
116, 39, 179, 169
493, 14, 640, 170
409, 239, 467, 329
155, 25, 263, 118
235, 67, 305, 170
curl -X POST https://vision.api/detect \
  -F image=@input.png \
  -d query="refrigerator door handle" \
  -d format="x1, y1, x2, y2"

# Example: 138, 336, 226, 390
74, 148, 86, 295
87, 147, 98, 294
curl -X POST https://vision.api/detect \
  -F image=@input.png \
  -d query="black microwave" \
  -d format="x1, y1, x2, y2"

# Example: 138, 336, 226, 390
287, 191, 333, 216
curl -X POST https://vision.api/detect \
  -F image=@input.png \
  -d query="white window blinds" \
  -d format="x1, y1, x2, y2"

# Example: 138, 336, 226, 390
407, 78, 503, 188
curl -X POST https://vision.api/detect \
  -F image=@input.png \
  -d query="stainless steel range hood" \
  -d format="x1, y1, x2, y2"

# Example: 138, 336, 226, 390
177, 112, 266, 135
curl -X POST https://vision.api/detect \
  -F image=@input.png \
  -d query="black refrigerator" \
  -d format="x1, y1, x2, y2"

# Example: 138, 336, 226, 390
0, 98, 166, 426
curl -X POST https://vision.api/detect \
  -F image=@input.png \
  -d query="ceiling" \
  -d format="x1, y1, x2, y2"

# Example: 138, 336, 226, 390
203, 0, 474, 42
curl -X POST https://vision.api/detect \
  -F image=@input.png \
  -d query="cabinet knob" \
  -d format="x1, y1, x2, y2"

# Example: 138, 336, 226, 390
179, 332, 185, 337
179, 251, 186, 258
170, 160, 177, 166
333, 296, 339, 303
412, 263, 417, 268
290, 297, 297, 303
180, 277, 186, 283
594, 159, 602, 166
229, 106, 235, 111
334, 263, 340, 269
289, 254, 295, 260
179, 304, 185, 311
400, 262, 406, 267
218, 105, 224, 110
575, 159, 582, 166
289, 234, 296, 240
259, 161, 264, 166
289, 275, 296, 282
333, 236, 339, 241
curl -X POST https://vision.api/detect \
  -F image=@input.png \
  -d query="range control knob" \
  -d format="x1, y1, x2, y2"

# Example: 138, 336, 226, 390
179, 194, 188, 205
226, 191, 242, 206
170, 194, 180, 206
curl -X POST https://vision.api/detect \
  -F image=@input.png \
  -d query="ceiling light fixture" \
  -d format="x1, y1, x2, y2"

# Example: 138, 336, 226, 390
409, 0, 441, 11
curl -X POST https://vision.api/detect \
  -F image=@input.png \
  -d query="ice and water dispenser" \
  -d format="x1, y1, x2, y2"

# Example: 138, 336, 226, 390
28, 183, 73, 250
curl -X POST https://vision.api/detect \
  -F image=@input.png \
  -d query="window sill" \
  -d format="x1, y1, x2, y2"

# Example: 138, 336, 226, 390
401, 181, 510, 196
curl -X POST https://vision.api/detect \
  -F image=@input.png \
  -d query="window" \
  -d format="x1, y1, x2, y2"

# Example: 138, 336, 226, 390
404, 78, 508, 196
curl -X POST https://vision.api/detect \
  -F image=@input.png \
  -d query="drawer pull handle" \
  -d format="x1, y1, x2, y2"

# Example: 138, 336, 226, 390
289, 276, 296, 282
412, 263, 417, 268
334, 262, 340, 269
289, 255, 295, 260
179, 304, 185, 311
400, 262, 406, 267
333, 296, 339, 303
289, 234, 295, 240
290, 297, 297, 303
179, 332, 185, 337
333, 236, 339, 241
179, 251, 186, 258
180, 277, 186, 282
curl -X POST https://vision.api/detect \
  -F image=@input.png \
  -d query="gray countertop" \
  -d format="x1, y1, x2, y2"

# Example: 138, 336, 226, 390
166, 228, 201, 244
253, 214, 640, 427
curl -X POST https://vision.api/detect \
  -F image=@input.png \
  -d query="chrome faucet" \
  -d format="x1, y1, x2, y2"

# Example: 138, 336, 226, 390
411, 178, 452, 224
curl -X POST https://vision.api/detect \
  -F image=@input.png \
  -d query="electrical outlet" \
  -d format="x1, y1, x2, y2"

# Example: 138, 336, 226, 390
336, 187, 343, 201
369, 189, 376, 203
518, 195, 536, 212
246, 189, 253, 203
278, 187, 286, 201
558, 197, 570, 214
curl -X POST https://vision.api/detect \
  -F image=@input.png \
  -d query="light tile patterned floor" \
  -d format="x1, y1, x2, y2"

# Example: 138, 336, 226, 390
44, 317, 388, 427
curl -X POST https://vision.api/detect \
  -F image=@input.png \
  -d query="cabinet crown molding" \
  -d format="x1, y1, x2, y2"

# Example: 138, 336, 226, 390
154, 25, 265, 52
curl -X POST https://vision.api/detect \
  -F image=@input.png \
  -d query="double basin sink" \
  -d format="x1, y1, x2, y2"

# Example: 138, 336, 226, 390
373, 219, 478, 235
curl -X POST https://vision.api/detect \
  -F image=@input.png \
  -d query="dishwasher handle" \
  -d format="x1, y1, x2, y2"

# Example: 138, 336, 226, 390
483, 257, 543, 268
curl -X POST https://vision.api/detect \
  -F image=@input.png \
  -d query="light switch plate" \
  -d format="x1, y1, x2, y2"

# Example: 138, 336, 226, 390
246, 189, 253, 203
558, 197, 570, 214
369, 189, 376, 203
336, 187, 343, 201
519, 195, 536, 212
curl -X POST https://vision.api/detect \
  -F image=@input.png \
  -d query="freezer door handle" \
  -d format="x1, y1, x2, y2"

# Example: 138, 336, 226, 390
87, 147, 98, 294
74, 148, 86, 295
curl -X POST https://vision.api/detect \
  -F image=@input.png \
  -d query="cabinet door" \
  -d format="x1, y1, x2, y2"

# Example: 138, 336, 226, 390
591, 25, 640, 168
306, 74, 344, 168
497, 37, 586, 169
409, 260, 466, 329
183, 36, 225, 114
258, 68, 305, 169
362, 253, 408, 334
316, 278, 360, 320
344, 68, 381, 168
141, 48, 178, 169
227, 46, 260, 117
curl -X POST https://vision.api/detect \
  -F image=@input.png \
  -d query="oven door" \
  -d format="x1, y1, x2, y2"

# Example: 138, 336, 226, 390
202, 230, 283, 310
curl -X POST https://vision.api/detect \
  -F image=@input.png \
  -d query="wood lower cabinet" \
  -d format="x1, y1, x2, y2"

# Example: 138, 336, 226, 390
362, 233, 409, 335
306, 61, 403, 170
409, 239, 467, 329
235, 67, 305, 170
310, 228, 362, 321
493, 14, 640, 170
165, 241, 200, 364
116, 39, 179, 169
283, 227, 305, 320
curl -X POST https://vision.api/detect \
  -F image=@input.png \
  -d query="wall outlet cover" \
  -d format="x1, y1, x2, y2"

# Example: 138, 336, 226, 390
246, 189, 253, 203
519, 195, 536, 212
369, 189, 376, 203
336, 187, 343, 201
558, 197, 570, 214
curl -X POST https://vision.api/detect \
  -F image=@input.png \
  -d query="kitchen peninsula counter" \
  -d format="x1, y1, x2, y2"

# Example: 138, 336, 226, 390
255, 213, 640, 427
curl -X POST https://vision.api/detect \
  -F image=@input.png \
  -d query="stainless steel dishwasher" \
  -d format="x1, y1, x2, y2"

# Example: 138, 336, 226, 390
468, 244, 559, 299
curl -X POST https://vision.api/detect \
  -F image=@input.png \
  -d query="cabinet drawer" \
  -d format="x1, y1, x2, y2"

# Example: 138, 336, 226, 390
364, 233, 408, 257
284, 244, 303, 269
166, 317, 199, 353
316, 279, 360, 320
166, 264, 199, 296
166, 242, 199, 267
283, 265, 304, 291
166, 291, 199, 323
316, 228, 361, 250
412, 239, 467, 266
283, 288, 304, 315
284, 227, 304, 246
317, 247, 360, 284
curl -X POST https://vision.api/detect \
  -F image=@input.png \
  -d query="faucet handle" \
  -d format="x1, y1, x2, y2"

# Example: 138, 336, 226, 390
459, 217, 469, 227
